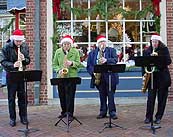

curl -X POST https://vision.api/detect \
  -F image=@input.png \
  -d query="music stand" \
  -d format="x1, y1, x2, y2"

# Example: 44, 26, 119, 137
94, 64, 126, 133
134, 56, 167, 134
9, 70, 42, 137
50, 77, 82, 132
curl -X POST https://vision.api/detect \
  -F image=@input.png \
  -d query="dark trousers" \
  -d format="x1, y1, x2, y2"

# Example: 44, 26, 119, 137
146, 87, 169, 120
58, 83, 76, 116
96, 80, 116, 116
6, 77, 26, 120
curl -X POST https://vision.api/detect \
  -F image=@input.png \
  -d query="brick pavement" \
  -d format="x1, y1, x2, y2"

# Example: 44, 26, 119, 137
0, 103, 173, 137
0, 88, 7, 99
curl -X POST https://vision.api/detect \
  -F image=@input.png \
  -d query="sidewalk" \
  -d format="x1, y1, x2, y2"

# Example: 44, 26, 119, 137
0, 87, 7, 99
0, 103, 172, 137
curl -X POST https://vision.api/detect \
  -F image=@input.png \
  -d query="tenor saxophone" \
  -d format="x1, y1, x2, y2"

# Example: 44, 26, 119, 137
18, 47, 23, 71
141, 48, 158, 93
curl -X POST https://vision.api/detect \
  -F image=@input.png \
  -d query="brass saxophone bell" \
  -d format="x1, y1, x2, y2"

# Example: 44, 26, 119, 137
142, 71, 151, 93
62, 68, 68, 75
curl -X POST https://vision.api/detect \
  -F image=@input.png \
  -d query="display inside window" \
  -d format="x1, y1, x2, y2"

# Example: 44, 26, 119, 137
54, 0, 156, 66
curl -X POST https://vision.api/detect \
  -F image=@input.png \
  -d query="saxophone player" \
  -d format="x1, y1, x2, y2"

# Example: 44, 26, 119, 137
87, 35, 119, 120
0, 29, 30, 127
143, 34, 172, 124
52, 35, 81, 120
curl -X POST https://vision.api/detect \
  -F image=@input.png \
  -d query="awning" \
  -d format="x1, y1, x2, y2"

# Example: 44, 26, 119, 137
7, 0, 26, 12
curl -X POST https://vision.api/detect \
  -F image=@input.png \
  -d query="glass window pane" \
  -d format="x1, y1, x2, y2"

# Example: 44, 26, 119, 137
125, 0, 139, 20
57, 22, 71, 36
0, 18, 13, 48
90, 22, 106, 42
73, 22, 87, 42
107, 1, 122, 20
73, 0, 88, 20
125, 22, 140, 42
108, 22, 123, 42
59, 0, 71, 20
90, 1, 99, 20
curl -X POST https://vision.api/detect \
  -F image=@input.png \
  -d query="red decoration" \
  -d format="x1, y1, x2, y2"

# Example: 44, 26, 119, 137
152, 0, 161, 16
53, 0, 61, 19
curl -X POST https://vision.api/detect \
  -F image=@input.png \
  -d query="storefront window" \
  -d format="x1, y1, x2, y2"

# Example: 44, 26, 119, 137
0, 17, 13, 48
56, 0, 155, 65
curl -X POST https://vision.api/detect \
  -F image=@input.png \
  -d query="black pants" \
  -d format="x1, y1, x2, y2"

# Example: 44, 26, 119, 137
96, 80, 116, 116
146, 87, 169, 120
58, 83, 76, 116
6, 77, 26, 120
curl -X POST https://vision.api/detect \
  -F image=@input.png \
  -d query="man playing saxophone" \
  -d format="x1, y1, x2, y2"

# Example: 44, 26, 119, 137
52, 35, 81, 120
0, 29, 30, 127
143, 34, 172, 124
87, 35, 119, 119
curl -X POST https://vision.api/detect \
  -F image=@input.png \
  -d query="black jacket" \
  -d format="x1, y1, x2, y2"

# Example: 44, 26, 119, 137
0, 41, 30, 72
143, 42, 172, 88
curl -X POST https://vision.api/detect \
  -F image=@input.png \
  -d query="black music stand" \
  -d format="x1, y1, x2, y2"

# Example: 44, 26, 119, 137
94, 64, 126, 133
134, 56, 167, 134
9, 70, 42, 137
50, 77, 82, 132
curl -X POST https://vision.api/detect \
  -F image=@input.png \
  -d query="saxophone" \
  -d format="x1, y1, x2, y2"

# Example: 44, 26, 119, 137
94, 47, 104, 85
141, 48, 158, 93
18, 47, 23, 71
61, 51, 69, 78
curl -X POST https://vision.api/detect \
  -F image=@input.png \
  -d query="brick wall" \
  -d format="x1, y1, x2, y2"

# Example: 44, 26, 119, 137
26, 0, 47, 104
166, 0, 173, 101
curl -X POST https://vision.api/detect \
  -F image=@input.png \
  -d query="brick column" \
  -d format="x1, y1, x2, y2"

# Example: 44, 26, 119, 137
26, 0, 48, 104
166, 0, 173, 101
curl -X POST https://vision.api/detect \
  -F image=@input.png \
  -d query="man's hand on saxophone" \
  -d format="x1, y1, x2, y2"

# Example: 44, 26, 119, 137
18, 52, 25, 61
14, 60, 22, 68
99, 57, 107, 64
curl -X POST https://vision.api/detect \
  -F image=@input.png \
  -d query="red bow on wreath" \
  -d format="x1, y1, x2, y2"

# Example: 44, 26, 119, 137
152, 0, 161, 16
53, 0, 61, 19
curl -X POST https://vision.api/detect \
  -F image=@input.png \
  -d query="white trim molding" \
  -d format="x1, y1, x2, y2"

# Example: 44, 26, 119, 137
160, 1, 167, 44
47, 0, 53, 99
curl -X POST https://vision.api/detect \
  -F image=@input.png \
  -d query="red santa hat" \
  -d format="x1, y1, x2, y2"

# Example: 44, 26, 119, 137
11, 29, 25, 41
60, 35, 74, 45
96, 35, 107, 46
151, 33, 163, 42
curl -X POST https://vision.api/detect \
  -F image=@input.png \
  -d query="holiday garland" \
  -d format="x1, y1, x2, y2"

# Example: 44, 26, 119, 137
60, 0, 154, 20
52, 0, 161, 50
51, 0, 161, 56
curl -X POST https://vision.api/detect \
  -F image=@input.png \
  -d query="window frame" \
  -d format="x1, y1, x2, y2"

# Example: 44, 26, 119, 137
56, 0, 155, 61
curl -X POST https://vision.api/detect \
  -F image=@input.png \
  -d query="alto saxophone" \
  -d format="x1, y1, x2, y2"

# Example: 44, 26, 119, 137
18, 47, 23, 71
61, 51, 69, 78
141, 48, 158, 93
94, 47, 104, 85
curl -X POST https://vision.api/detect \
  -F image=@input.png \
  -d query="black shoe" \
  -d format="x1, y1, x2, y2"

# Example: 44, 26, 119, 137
154, 119, 161, 124
111, 114, 118, 120
96, 114, 107, 119
9, 119, 16, 127
20, 117, 28, 125
0, 84, 6, 88
144, 118, 151, 124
